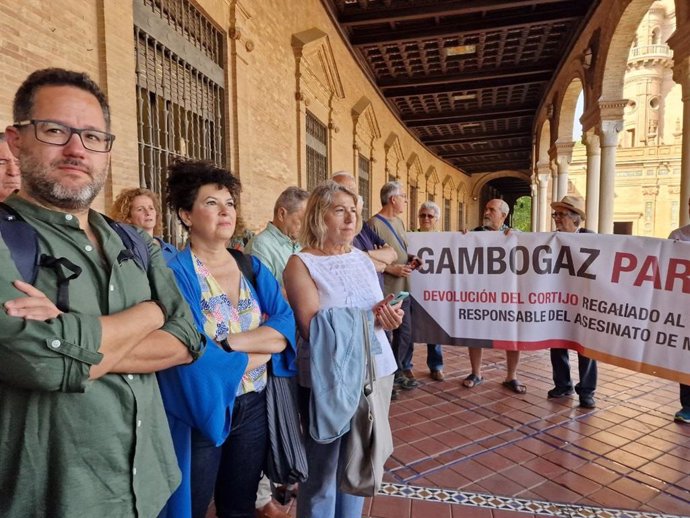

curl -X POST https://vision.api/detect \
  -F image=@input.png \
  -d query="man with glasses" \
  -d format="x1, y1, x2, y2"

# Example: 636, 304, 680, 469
463, 199, 526, 394
548, 195, 597, 408
0, 68, 202, 518
417, 201, 445, 381
668, 197, 690, 423
370, 181, 420, 391
0, 132, 20, 201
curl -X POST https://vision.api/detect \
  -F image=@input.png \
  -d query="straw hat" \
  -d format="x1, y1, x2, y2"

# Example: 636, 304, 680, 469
551, 195, 585, 219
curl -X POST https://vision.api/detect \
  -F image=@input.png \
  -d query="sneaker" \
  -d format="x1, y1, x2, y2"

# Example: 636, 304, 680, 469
430, 369, 445, 382
579, 396, 596, 409
674, 408, 690, 423
394, 373, 418, 390
391, 387, 399, 401
547, 387, 574, 399
402, 369, 416, 380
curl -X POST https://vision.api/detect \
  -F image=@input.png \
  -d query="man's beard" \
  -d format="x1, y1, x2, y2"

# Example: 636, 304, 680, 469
20, 155, 106, 211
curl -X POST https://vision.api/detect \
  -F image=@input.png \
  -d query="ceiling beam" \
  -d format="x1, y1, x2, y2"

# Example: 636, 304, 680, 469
378, 65, 554, 89
383, 71, 550, 97
350, 4, 586, 46
442, 146, 529, 158
423, 131, 531, 146
403, 105, 536, 126
460, 162, 532, 173
339, 0, 574, 26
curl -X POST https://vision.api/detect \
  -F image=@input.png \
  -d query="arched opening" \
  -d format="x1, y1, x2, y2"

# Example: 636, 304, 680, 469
472, 171, 531, 226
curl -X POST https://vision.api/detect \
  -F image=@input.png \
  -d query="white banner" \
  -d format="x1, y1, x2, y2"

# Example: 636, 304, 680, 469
408, 231, 690, 384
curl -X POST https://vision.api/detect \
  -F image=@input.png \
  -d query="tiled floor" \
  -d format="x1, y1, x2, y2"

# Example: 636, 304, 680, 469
213, 346, 690, 518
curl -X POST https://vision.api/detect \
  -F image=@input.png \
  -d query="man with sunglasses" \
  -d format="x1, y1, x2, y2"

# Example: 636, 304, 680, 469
548, 195, 597, 409
0, 132, 20, 201
0, 68, 202, 518
417, 201, 445, 381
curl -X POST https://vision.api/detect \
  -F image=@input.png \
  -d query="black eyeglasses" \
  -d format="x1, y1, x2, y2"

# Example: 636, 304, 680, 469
419, 213, 436, 219
551, 211, 573, 219
14, 119, 115, 153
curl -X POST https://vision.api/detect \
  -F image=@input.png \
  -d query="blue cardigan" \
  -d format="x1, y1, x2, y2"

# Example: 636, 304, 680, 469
157, 246, 297, 518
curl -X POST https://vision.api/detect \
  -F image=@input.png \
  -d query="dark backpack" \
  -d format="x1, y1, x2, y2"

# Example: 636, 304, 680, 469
0, 202, 150, 312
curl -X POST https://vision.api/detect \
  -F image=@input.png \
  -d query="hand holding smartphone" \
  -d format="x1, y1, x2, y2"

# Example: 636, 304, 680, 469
389, 291, 410, 306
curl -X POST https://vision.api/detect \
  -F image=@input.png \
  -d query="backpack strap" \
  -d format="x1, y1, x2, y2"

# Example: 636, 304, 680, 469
0, 202, 40, 284
102, 215, 151, 272
0, 202, 81, 312
228, 248, 256, 289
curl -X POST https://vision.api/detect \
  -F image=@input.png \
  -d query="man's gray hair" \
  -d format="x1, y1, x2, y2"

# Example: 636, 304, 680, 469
419, 200, 440, 218
493, 198, 509, 216
380, 181, 402, 206
571, 213, 582, 227
274, 186, 309, 215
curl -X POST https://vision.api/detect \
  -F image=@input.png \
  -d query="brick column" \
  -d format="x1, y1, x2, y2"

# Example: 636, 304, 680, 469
674, 57, 690, 225
583, 129, 601, 231
669, 25, 690, 225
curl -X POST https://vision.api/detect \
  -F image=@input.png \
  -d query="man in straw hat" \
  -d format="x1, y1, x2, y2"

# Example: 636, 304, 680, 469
547, 195, 597, 408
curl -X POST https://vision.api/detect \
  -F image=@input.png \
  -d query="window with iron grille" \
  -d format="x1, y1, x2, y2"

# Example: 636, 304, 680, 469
306, 112, 328, 191
444, 198, 451, 230
458, 201, 465, 230
134, 0, 225, 245
358, 154, 370, 221
409, 184, 418, 227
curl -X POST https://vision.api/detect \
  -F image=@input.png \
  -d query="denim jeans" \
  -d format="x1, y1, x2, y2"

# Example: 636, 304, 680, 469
392, 298, 413, 371
190, 390, 267, 518
296, 386, 364, 518
426, 344, 443, 371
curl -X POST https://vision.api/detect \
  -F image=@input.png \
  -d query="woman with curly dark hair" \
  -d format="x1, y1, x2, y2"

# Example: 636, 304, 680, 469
157, 160, 297, 518
108, 187, 177, 260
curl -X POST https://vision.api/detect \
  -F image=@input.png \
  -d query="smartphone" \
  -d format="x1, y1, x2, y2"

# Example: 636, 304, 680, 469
408, 257, 421, 269
389, 291, 410, 306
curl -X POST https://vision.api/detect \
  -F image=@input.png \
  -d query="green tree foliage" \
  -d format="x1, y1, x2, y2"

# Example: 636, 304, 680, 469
511, 195, 532, 231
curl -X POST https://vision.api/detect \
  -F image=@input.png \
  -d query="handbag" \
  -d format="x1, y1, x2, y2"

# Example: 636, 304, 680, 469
265, 370, 309, 486
337, 313, 394, 496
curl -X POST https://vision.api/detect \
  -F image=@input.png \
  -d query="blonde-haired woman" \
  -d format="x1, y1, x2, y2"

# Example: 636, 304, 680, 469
284, 180, 403, 518
109, 187, 177, 259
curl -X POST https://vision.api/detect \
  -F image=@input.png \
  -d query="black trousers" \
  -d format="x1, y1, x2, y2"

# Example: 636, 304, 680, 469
550, 348, 597, 398
681, 384, 690, 409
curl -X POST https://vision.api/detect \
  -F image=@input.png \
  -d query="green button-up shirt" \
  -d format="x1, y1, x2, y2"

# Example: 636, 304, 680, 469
0, 196, 202, 518
245, 222, 301, 288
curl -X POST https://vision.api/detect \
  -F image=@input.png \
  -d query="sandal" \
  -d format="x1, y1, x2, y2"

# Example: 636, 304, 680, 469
462, 373, 483, 388
502, 379, 527, 394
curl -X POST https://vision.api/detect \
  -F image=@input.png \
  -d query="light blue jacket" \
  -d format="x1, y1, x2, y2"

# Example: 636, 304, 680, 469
307, 307, 381, 443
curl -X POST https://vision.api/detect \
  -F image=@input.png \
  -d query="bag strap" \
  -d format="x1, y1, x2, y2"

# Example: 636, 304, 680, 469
362, 312, 376, 396
228, 248, 257, 289
101, 215, 150, 272
373, 214, 407, 251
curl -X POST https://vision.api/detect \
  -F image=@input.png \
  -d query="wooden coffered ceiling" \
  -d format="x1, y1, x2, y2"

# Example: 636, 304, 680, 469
322, 0, 599, 184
